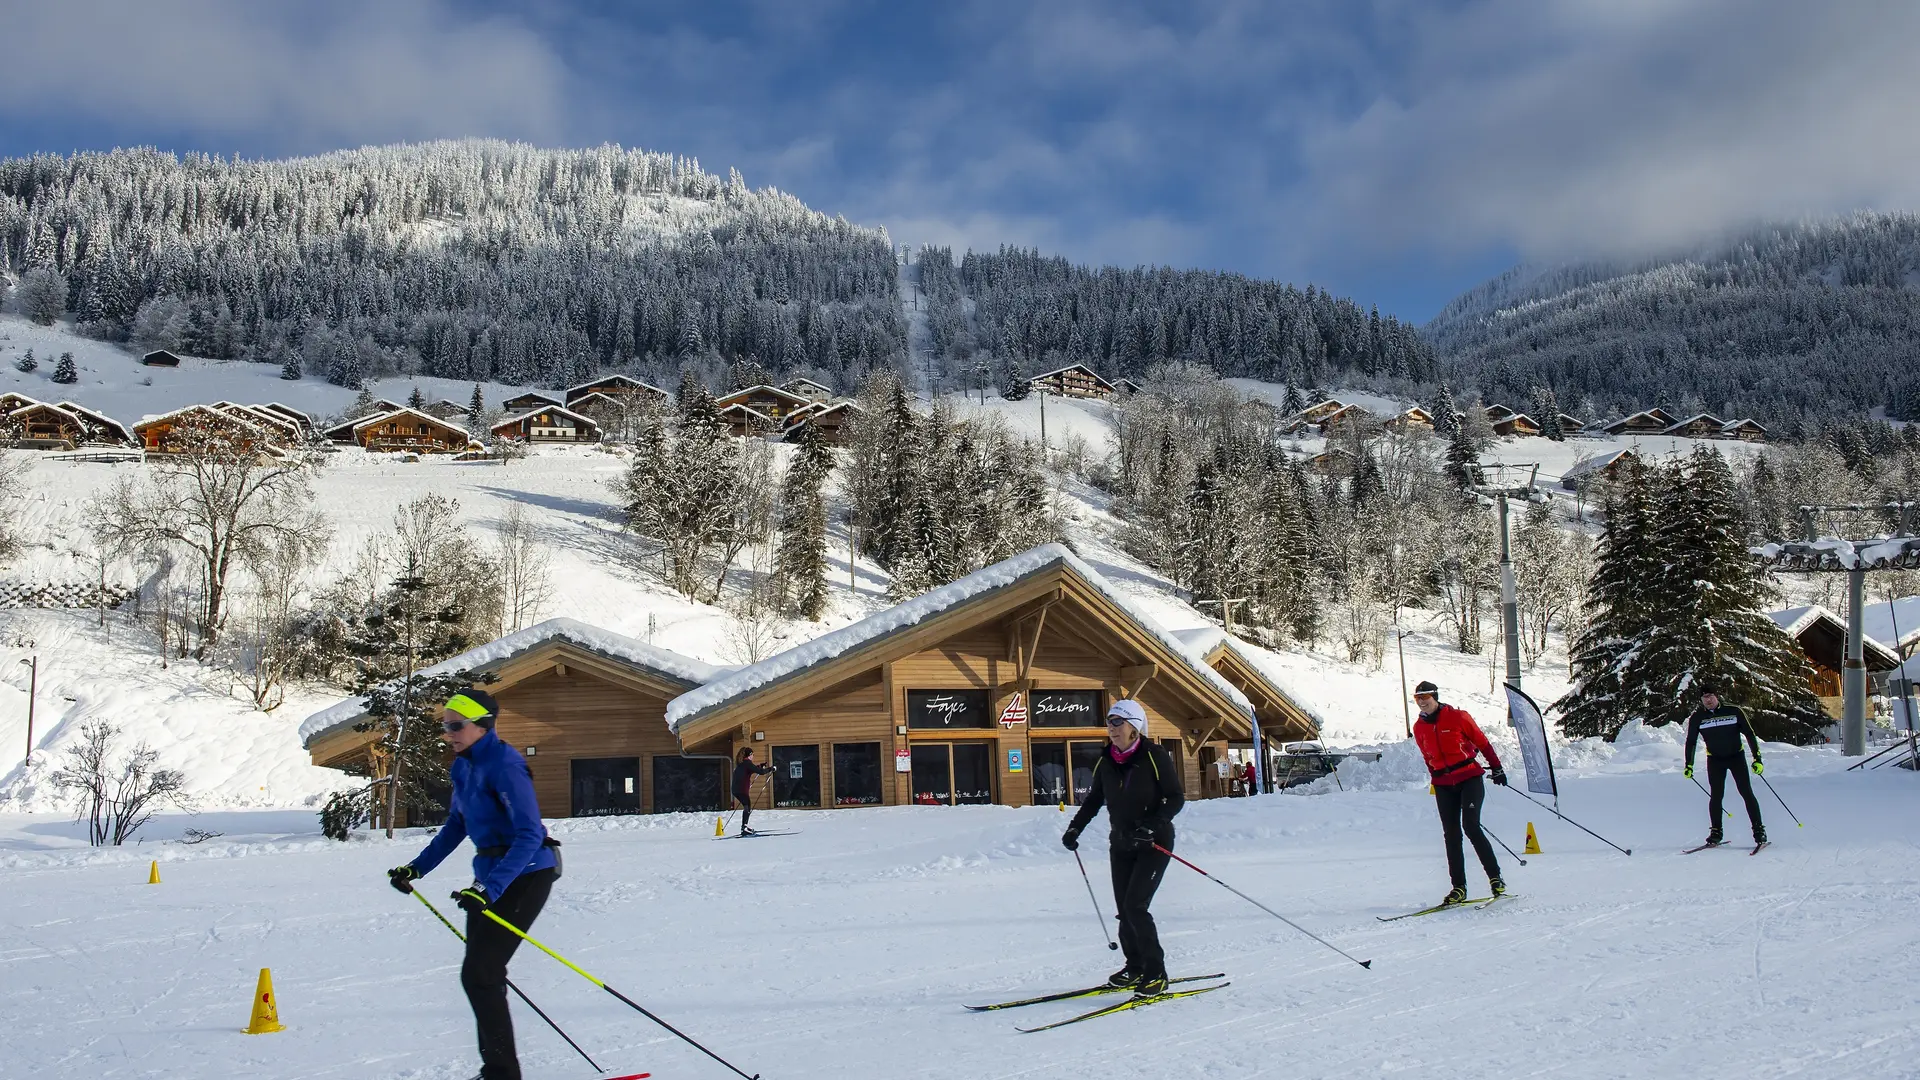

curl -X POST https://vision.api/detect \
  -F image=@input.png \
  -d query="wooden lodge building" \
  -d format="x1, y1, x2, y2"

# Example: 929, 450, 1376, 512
1026, 363, 1116, 400
783, 377, 834, 402
1383, 406, 1435, 432
140, 349, 182, 367
716, 384, 813, 422
491, 404, 603, 444
1, 401, 92, 449
783, 400, 862, 445
503, 391, 564, 413
1290, 399, 1346, 427
302, 545, 1316, 822
350, 407, 476, 454
1601, 408, 1678, 436
721, 403, 779, 438
1490, 412, 1542, 438
1662, 413, 1727, 439
134, 404, 287, 456
1767, 605, 1901, 718
565, 374, 668, 408
1316, 403, 1375, 434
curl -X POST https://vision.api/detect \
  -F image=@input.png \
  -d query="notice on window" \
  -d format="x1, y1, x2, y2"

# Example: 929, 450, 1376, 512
895, 748, 912, 772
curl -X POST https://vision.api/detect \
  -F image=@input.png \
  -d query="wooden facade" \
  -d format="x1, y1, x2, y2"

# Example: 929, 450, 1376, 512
1561, 449, 1637, 490
1317, 404, 1376, 434
212, 402, 301, 445
1384, 406, 1435, 432
1027, 364, 1115, 400
1767, 606, 1900, 718
2, 403, 88, 449
491, 405, 602, 444
54, 402, 135, 446
423, 400, 471, 423
352, 407, 475, 454
784, 401, 862, 446
257, 403, 315, 438
1557, 413, 1588, 436
1662, 414, 1726, 439
134, 405, 282, 455
502, 392, 563, 413
1484, 403, 1515, 422
1720, 418, 1767, 442
783, 377, 834, 402
141, 349, 182, 367
1491, 413, 1542, 438
716, 384, 813, 421
1292, 399, 1346, 425
721, 403, 778, 438
565, 375, 668, 407
1602, 408, 1677, 436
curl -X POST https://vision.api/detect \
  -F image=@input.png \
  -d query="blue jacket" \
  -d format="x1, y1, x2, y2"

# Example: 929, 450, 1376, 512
411, 729, 556, 899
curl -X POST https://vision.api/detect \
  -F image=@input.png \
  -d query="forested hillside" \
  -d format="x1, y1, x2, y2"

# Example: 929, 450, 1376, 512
1429, 213, 1920, 429
0, 141, 905, 391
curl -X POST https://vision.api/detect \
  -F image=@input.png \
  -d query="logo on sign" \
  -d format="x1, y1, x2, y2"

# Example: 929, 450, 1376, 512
999, 691, 1028, 728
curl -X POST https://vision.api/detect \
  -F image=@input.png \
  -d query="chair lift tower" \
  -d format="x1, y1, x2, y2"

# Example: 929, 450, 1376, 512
1472, 463, 1540, 694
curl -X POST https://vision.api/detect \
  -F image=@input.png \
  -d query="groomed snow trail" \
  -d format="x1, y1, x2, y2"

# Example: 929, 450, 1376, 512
3, 762, 1915, 1079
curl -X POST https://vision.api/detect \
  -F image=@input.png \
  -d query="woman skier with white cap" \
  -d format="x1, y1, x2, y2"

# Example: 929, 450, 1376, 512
1061, 697, 1185, 994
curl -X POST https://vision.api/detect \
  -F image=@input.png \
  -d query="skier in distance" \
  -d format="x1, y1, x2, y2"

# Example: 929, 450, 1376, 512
1061, 698, 1185, 995
387, 687, 560, 1080
1683, 681, 1766, 848
1411, 680, 1507, 905
732, 746, 775, 836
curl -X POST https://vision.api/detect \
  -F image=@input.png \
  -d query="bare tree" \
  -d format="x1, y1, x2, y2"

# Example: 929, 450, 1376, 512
710, 439, 777, 602
234, 527, 330, 710
50, 720, 192, 846
98, 416, 322, 657
0, 449, 30, 566
496, 502, 552, 633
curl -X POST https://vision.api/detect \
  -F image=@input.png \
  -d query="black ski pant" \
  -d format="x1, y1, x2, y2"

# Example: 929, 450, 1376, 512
1434, 775, 1501, 891
1707, 754, 1764, 839
734, 790, 753, 830
462, 867, 556, 1080
1109, 842, 1171, 978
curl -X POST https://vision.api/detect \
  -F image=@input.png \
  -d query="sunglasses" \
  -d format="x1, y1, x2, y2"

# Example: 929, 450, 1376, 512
1105, 717, 1134, 727
442, 718, 471, 733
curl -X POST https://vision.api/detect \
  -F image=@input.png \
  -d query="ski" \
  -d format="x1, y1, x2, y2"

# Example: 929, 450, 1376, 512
966, 972, 1227, 1012
1376, 897, 1498, 922
1750, 841, 1769, 855
717, 830, 799, 839
1015, 982, 1228, 1033
1682, 841, 1728, 854
606, 1073, 651, 1079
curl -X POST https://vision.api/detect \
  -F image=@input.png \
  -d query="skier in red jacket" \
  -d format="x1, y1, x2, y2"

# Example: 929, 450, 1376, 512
1411, 680, 1507, 905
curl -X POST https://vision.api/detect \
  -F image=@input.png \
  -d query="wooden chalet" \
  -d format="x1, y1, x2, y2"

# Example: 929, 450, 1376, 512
1557, 412, 1588, 435
783, 377, 834, 402
423, 399, 471, 423
1383, 406, 1435, 432
1171, 626, 1320, 794
351, 407, 476, 454
1560, 449, 1637, 489
784, 400, 863, 446
570, 391, 637, 426
1027, 363, 1115, 400
211, 402, 301, 445
1662, 413, 1726, 439
0, 392, 40, 415
1601, 408, 1678, 436
1292, 399, 1346, 426
720, 403, 779, 438
715, 384, 813, 422
1485, 403, 1515, 422
502, 391, 563, 413
322, 400, 407, 443
140, 349, 182, 367
1113, 377, 1144, 395
665, 544, 1255, 813
54, 402, 135, 446
1, 402, 90, 449
1316, 403, 1375, 433
1767, 605, 1901, 717
491, 404, 602, 444
565, 374, 668, 407
1491, 412, 1542, 438
301, 619, 723, 823
133, 404, 283, 455
1720, 418, 1767, 442
256, 402, 315, 437
1305, 448, 1357, 476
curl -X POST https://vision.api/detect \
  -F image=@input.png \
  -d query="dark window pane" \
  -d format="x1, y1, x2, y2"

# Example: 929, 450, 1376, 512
952, 742, 995, 805
571, 757, 641, 816
1031, 690, 1103, 728
832, 743, 884, 806
652, 757, 725, 814
907, 689, 990, 729
1070, 741, 1106, 804
1031, 741, 1069, 805
911, 744, 952, 805
772, 745, 821, 808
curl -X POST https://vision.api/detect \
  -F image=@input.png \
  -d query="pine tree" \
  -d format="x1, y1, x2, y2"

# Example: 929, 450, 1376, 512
351, 387, 377, 418
1433, 384, 1458, 437
1282, 384, 1306, 416
52, 352, 78, 384
280, 352, 303, 381
1542, 387, 1566, 441
1445, 418, 1480, 490
467, 383, 486, 430
407, 385, 426, 410
1556, 457, 1665, 739
15, 349, 36, 373
775, 422, 834, 619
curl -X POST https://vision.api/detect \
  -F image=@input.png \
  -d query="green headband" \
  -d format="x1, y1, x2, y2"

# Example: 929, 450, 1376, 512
444, 694, 493, 721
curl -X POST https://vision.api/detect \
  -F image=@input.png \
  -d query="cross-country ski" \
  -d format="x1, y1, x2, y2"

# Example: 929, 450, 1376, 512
966, 972, 1228, 1012
1014, 982, 1231, 1033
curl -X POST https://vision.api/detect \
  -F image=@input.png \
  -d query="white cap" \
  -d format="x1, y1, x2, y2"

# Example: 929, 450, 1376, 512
1106, 697, 1149, 736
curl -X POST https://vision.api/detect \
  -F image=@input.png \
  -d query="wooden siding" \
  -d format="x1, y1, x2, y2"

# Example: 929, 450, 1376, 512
489, 667, 688, 815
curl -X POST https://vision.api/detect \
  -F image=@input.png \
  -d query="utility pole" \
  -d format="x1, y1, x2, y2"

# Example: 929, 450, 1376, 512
1394, 627, 1412, 739
17, 655, 35, 767
1037, 385, 1047, 451
1473, 465, 1537, 694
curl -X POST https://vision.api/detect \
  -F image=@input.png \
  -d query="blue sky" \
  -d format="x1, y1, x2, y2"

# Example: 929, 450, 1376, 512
3, 0, 1916, 322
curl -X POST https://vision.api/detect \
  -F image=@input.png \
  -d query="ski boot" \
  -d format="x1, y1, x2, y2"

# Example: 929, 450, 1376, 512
1106, 966, 1141, 989
1704, 830, 1724, 848
1752, 826, 1767, 845
1135, 971, 1169, 996
1440, 886, 1468, 906
1489, 876, 1507, 897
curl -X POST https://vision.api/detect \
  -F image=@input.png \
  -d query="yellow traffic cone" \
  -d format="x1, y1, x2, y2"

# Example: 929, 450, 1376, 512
1524, 822, 1543, 855
1058, 801, 1066, 812
148, 860, 160, 885
244, 968, 285, 1034
714, 815, 725, 837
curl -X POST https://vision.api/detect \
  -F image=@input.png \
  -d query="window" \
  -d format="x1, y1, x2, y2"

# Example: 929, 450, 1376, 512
833, 743, 883, 805
911, 742, 995, 805
907, 689, 990, 729
652, 757, 724, 814
772, 745, 821, 808
570, 757, 641, 817
1031, 690, 1103, 728
1030, 742, 1070, 805
416, 424, 430, 435
1070, 741, 1105, 803
910, 744, 951, 805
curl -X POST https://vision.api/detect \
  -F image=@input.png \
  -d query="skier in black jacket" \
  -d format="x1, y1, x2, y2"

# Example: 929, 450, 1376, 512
1062, 698, 1185, 995
732, 747, 774, 836
1683, 682, 1766, 847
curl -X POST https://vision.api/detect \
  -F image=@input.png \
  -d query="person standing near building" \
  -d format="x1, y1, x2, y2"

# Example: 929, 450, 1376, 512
732, 746, 775, 836
1061, 698, 1185, 995
1411, 680, 1506, 905
387, 688, 559, 1080
1683, 682, 1766, 848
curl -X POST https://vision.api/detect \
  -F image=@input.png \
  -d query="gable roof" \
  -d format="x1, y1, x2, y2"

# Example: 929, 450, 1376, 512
0, 392, 43, 414
1720, 417, 1766, 433
1028, 362, 1116, 389
1562, 449, 1635, 482
4, 401, 85, 426
503, 390, 563, 406
1862, 597, 1920, 652
54, 401, 134, 443
352, 406, 472, 437
1662, 413, 1726, 433
665, 543, 1253, 736
566, 374, 667, 397
1484, 403, 1515, 420
718, 402, 777, 425
1607, 407, 1678, 429
490, 403, 601, 433
300, 617, 725, 748
783, 377, 833, 394
1766, 605, 1900, 669
716, 383, 812, 409
1317, 403, 1373, 424
135, 403, 273, 435
1169, 626, 1323, 738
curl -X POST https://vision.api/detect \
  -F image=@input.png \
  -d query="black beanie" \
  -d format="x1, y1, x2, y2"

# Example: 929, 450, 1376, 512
1413, 680, 1439, 695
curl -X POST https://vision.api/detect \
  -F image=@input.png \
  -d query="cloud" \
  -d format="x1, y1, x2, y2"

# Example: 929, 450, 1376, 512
0, 0, 568, 150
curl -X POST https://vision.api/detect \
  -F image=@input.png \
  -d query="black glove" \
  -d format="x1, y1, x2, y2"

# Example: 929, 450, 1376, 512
1127, 823, 1158, 850
453, 884, 491, 914
388, 864, 419, 894
1489, 767, 1508, 787
1061, 825, 1081, 851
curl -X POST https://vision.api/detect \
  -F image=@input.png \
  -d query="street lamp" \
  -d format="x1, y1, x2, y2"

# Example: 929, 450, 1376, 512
18, 656, 36, 767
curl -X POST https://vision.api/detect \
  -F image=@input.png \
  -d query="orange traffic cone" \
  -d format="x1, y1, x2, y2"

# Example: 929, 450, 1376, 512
148, 860, 160, 885
1524, 822, 1543, 855
245, 968, 285, 1034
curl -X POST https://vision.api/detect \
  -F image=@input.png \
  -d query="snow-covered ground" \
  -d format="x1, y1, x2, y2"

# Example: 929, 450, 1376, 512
4, 734, 1913, 1080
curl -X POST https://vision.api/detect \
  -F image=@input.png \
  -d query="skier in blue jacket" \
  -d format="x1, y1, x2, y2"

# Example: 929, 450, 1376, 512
388, 687, 558, 1080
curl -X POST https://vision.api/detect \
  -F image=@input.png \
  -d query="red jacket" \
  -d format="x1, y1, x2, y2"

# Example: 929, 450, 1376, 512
1414, 704, 1501, 786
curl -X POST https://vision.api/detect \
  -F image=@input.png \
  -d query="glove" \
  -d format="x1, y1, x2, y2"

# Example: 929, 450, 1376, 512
1488, 767, 1508, 787
387, 864, 419, 894
453, 884, 491, 914
1127, 823, 1157, 850
1683, 765, 1693, 779
1752, 758, 1764, 775
1061, 826, 1081, 852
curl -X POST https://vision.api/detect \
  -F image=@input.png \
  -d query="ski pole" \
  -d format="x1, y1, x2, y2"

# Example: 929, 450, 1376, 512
1484, 827, 1527, 867
1689, 773, 1733, 819
479, 908, 761, 1080
1502, 787, 1632, 855
1072, 848, 1120, 951
1151, 844, 1372, 969
408, 890, 605, 1074
1755, 771, 1804, 828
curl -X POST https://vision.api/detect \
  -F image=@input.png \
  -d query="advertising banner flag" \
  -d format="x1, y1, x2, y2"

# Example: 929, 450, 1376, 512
1504, 682, 1558, 800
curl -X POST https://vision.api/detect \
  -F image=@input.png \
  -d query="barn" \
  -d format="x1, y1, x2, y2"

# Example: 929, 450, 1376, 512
140, 349, 182, 367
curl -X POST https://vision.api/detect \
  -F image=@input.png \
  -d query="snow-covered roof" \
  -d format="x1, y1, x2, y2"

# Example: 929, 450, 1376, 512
1170, 626, 1327, 731
351, 406, 471, 437
1863, 597, 1920, 650
1765, 605, 1900, 666
1562, 449, 1634, 482
299, 618, 725, 747
719, 403, 776, 424
135, 403, 273, 435
787, 400, 861, 426
566, 374, 668, 397
1720, 418, 1766, 433
490, 403, 600, 432
1028, 362, 1115, 388
1605, 408, 1676, 428
784, 377, 833, 393
718, 384, 811, 406
53, 401, 134, 441
1661, 413, 1726, 433
665, 543, 1253, 731
1492, 412, 1539, 428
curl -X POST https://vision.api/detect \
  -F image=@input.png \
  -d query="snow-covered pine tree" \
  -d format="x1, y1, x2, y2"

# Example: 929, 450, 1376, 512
774, 421, 833, 619
1445, 416, 1480, 489
1432, 383, 1458, 438
351, 387, 377, 419
1282, 384, 1307, 417
407, 385, 425, 410
15, 349, 36, 373
52, 352, 77, 384
1557, 457, 1664, 738
280, 352, 302, 381
1541, 388, 1566, 441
